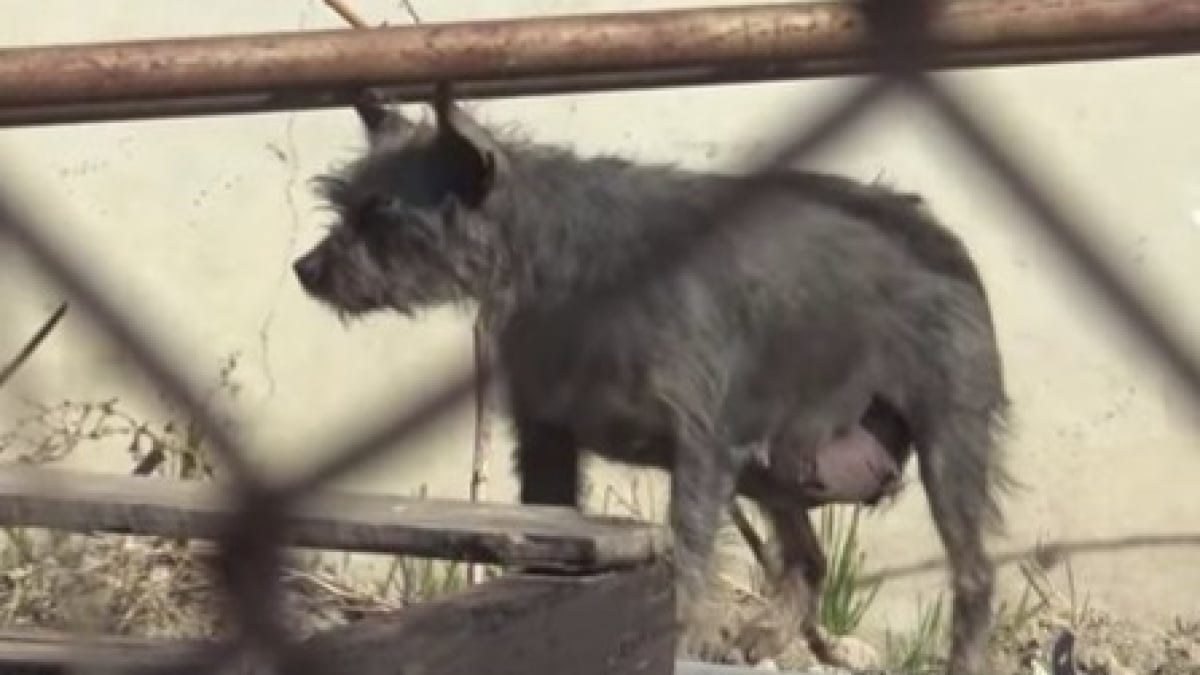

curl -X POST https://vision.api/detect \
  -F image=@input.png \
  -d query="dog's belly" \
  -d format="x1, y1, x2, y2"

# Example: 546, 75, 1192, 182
516, 371, 675, 469
573, 395, 675, 469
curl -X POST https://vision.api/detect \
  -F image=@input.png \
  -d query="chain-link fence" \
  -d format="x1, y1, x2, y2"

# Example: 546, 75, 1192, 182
1, 1, 1199, 673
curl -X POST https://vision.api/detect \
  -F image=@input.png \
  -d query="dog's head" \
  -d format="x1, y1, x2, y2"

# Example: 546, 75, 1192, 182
294, 86, 512, 318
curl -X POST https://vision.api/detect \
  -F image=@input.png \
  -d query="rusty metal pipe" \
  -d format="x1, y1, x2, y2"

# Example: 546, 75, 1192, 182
0, 0, 1198, 124
2, 34, 1198, 129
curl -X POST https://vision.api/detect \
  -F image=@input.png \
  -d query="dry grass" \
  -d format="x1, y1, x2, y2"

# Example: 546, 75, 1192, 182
0, 354, 476, 643
988, 552, 1200, 675
0, 523, 477, 642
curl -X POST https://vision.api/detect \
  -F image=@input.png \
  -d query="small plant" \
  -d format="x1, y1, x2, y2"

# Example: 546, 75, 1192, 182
0, 354, 248, 635
593, 471, 664, 523
817, 504, 883, 636
993, 558, 1051, 651
1007, 547, 1091, 630
884, 592, 947, 675
1061, 556, 1092, 630
384, 554, 472, 605
0, 351, 242, 479
380, 485, 495, 603
0, 357, 496, 639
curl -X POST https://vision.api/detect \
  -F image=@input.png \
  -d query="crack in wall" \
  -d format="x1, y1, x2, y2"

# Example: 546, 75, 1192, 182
254, 3, 314, 402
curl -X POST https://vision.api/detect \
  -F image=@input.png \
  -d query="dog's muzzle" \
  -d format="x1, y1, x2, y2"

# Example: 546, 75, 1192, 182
293, 251, 327, 295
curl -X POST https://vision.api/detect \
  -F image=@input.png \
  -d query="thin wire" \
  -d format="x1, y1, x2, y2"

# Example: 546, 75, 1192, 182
908, 74, 1200, 413
0, 175, 263, 490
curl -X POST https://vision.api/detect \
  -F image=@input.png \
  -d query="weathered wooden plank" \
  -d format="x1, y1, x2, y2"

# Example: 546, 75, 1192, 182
0, 629, 213, 674
0, 562, 676, 675
0, 465, 668, 570
297, 563, 676, 675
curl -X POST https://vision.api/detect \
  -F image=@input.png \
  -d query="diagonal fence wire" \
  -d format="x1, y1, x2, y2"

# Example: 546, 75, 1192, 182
0, 183, 266, 493
0, 0, 1198, 673
0, 183, 289, 672
905, 77, 1200, 409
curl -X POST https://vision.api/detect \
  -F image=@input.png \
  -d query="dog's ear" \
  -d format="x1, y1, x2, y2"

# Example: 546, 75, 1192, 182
431, 82, 509, 207
354, 89, 417, 146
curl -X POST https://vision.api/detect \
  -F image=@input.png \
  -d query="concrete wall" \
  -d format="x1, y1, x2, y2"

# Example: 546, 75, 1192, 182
2, 0, 1198, 635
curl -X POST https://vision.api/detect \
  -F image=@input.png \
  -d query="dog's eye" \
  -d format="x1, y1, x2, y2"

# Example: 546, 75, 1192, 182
358, 195, 385, 222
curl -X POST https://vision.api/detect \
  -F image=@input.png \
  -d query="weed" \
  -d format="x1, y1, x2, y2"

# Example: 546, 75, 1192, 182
381, 484, 496, 603
0, 353, 483, 638
994, 560, 1051, 639
884, 592, 947, 674
817, 504, 883, 636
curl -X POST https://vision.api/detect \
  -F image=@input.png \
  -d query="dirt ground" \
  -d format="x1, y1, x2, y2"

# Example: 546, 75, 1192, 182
987, 603, 1200, 675
679, 581, 1200, 674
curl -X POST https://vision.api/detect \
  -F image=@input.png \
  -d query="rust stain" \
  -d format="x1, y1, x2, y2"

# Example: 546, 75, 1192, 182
0, 0, 1196, 112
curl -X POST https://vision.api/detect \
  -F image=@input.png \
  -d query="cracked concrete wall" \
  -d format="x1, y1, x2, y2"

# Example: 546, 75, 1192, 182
1, 0, 1198, 633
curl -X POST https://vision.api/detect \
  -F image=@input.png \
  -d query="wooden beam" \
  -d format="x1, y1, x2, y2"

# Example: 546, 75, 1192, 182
0, 629, 212, 674
297, 563, 676, 675
0, 465, 668, 571
0, 564, 675, 675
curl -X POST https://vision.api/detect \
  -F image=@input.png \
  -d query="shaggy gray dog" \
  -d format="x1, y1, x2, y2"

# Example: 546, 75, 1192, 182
293, 89, 1011, 675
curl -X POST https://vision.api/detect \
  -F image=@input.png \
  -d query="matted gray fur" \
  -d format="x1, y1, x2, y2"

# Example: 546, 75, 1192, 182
292, 88, 1014, 675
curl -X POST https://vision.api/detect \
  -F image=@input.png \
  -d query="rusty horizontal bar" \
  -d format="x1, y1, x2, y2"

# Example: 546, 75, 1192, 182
2, 34, 1197, 129
0, 0, 1198, 127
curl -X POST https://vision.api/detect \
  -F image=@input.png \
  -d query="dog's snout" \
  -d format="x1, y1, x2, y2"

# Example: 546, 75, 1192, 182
293, 252, 325, 292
